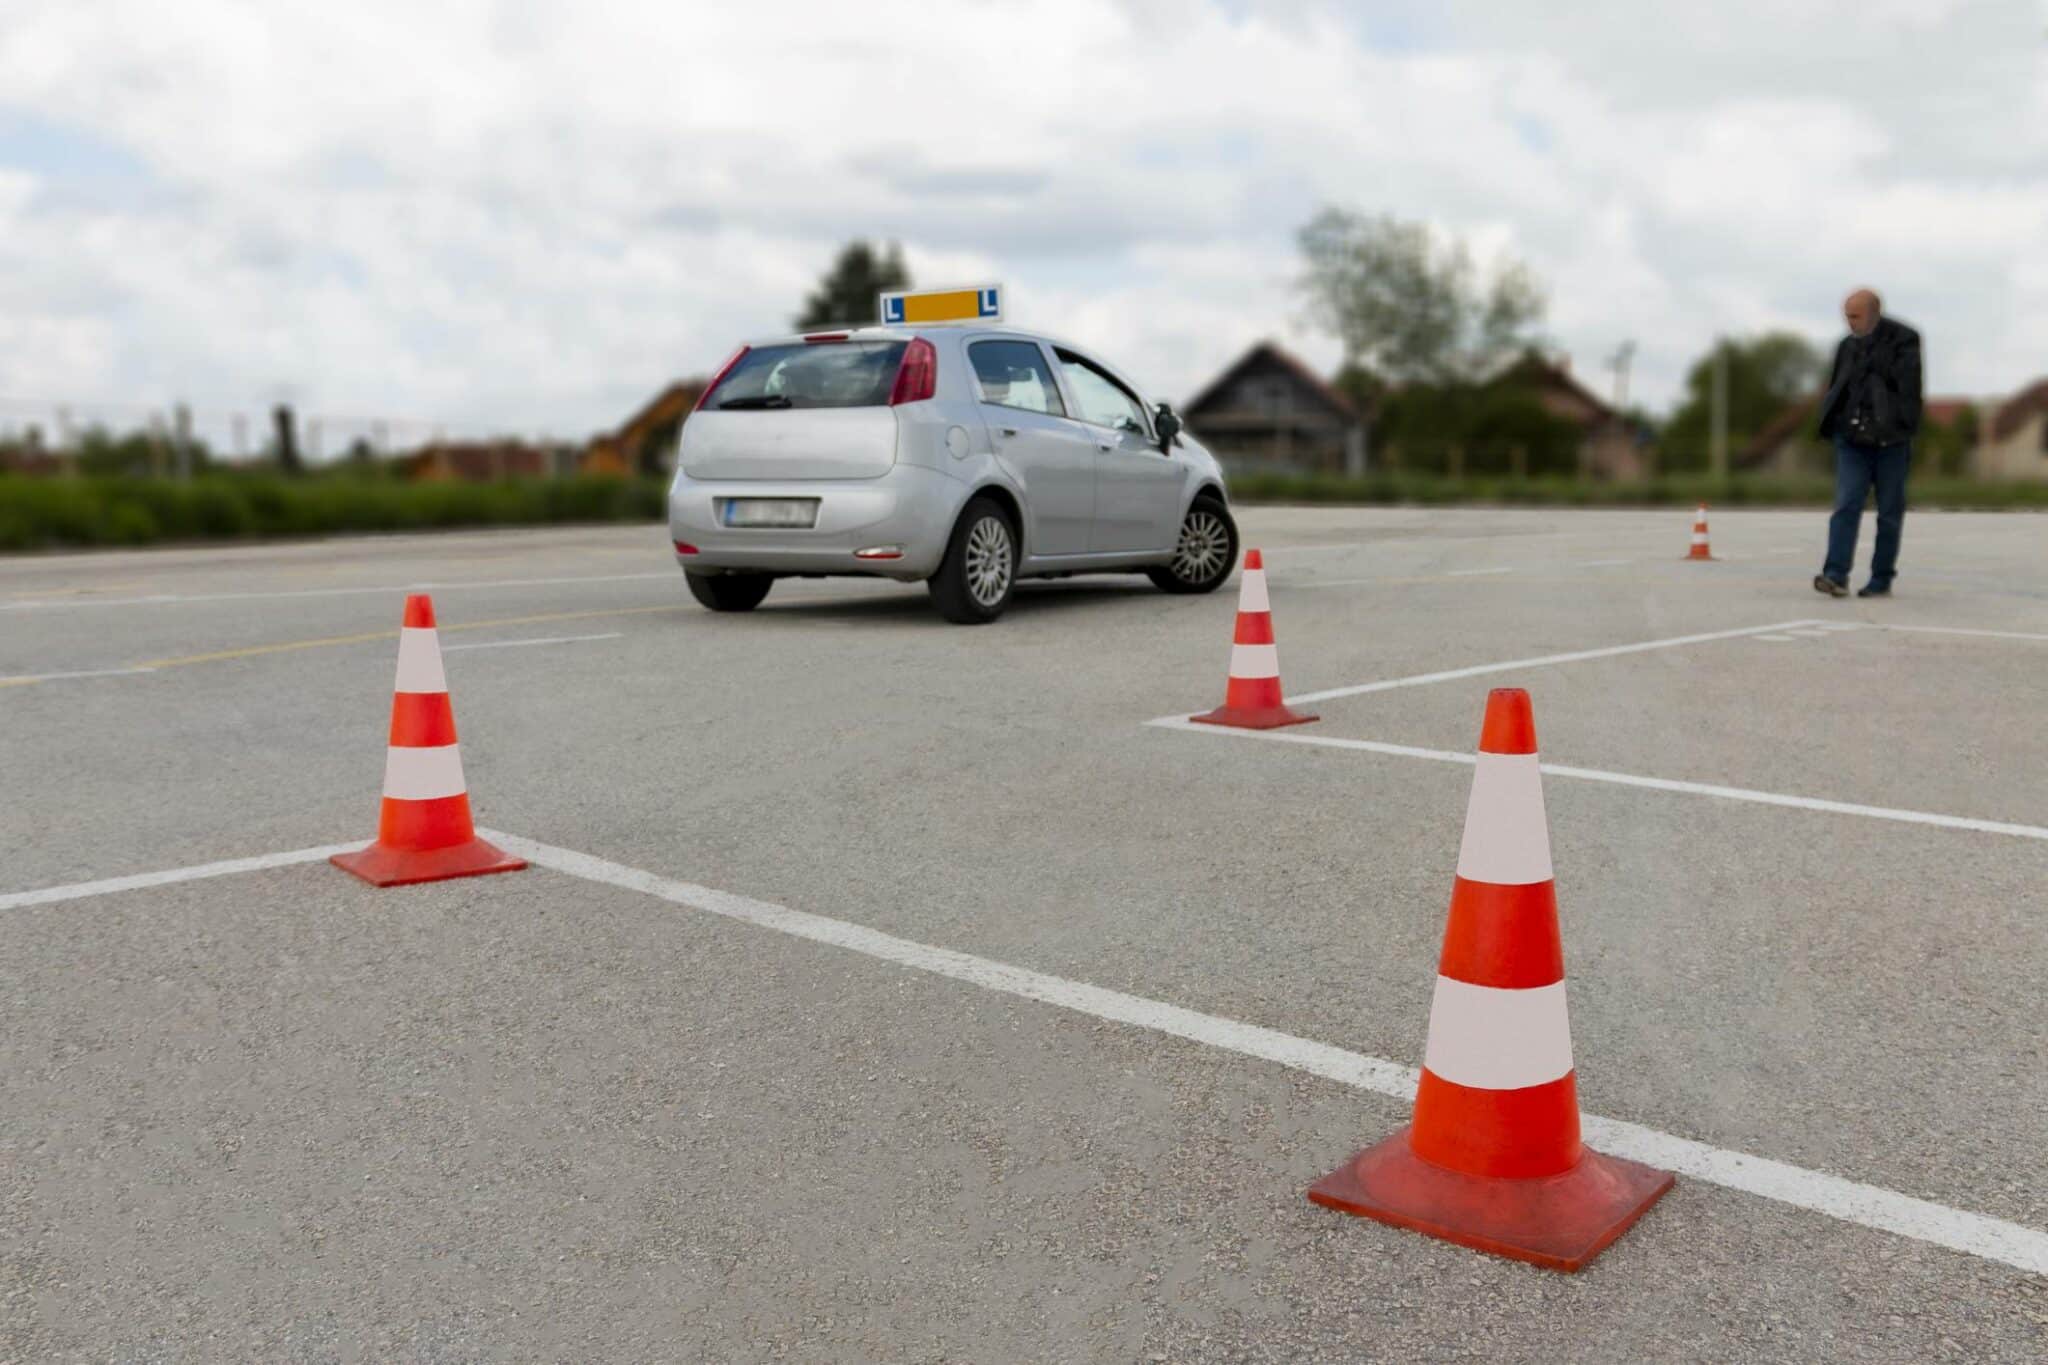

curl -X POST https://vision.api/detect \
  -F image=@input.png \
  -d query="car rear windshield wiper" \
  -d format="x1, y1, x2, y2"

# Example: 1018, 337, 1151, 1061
718, 394, 793, 410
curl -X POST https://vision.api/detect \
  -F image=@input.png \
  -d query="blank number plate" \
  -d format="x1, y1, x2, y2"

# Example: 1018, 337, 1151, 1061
720, 498, 820, 528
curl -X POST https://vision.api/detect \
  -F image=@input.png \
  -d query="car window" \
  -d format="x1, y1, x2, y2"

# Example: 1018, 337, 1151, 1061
1054, 349, 1149, 435
968, 340, 1066, 417
708, 341, 908, 409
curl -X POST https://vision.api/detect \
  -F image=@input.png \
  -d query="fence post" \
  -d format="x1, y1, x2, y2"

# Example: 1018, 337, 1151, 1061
1448, 442, 1465, 480
1510, 443, 1528, 481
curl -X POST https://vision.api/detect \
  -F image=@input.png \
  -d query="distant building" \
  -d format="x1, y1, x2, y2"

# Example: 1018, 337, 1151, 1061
1743, 386, 2039, 480
584, 380, 704, 478
1181, 341, 1365, 476
1977, 380, 2048, 481
404, 439, 578, 482
1484, 349, 1644, 480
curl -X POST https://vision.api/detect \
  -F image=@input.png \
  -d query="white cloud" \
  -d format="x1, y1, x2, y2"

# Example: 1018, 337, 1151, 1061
0, 0, 2044, 447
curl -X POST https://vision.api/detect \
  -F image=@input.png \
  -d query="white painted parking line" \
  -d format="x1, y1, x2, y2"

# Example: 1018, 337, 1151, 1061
1752, 635, 1798, 642
0, 665, 159, 686
1446, 566, 1516, 577
8, 830, 2044, 1277
476, 831, 2048, 1278
0, 841, 360, 911
1880, 624, 2048, 643
1781, 629, 1833, 638
441, 632, 624, 653
1145, 716, 2048, 843
0, 571, 676, 612
1163, 619, 1821, 713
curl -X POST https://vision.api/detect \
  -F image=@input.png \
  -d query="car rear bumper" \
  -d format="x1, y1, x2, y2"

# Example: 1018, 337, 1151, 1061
668, 464, 961, 580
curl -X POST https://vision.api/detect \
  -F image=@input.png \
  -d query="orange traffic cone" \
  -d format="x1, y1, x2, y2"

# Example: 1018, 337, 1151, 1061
1190, 549, 1318, 730
1308, 688, 1672, 1271
1684, 503, 1715, 560
331, 595, 527, 887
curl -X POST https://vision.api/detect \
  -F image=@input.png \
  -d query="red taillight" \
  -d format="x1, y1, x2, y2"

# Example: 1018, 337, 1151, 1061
692, 345, 750, 412
803, 332, 849, 343
888, 337, 937, 405
673, 541, 698, 556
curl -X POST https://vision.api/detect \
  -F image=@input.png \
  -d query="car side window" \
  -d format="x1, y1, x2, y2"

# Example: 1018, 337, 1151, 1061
1054, 349, 1150, 437
968, 340, 1066, 418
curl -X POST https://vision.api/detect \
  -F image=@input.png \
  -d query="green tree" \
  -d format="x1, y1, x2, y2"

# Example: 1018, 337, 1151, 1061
795, 240, 912, 329
1296, 208, 1546, 387
1661, 332, 1825, 471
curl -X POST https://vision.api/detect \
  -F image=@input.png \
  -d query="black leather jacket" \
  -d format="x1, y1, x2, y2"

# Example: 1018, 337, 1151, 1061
1817, 316, 1922, 448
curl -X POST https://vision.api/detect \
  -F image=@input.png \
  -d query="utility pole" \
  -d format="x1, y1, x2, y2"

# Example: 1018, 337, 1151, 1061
1605, 341, 1635, 410
1709, 337, 1729, 481
173, 402, 193, 479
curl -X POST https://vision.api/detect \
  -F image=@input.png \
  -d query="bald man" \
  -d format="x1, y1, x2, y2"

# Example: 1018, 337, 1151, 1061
1813, 289, 1921, 598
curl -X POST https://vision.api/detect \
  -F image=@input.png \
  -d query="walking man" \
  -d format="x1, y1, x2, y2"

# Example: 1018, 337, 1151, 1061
1814, 289, 1921, 598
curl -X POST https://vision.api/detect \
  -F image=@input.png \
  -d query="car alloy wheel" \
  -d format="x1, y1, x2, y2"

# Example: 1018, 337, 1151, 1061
1172, 507, 1230, 584
965, 515, 1013, 607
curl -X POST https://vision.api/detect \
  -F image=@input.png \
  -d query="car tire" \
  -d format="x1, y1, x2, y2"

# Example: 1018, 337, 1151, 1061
928, 496, 1017, 624
1147, 494, 1238, 594
685, 570, 774, 612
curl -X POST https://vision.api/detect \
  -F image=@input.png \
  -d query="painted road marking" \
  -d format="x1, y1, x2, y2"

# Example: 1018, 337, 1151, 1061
6, 830, 2043, 1278
1781, 629, 1834, 638
1145, 716, 2048, 843
478, 832, 2048, 1278
1753, 634, 1798, 642
1880, 624, 2048, 643
0, 571, 679, 612
0, 841, 359, 911
442, 632, 624, 653
1154, 620, 1822, 713
1446, 566, 1516, 577
0, 665, 160, 688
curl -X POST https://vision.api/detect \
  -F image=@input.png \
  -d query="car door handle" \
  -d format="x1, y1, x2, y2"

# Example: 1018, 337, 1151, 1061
997, 425, 1019, 438
1094, 440, 1114, 452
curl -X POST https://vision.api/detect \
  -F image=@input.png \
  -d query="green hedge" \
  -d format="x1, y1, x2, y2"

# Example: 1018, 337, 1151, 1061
0, 474, 668, 551
1225, 471, 2048, 511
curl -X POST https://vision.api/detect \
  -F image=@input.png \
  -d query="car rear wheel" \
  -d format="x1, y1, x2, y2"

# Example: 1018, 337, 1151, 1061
685, 570, 774, 612
1147, 494, 1238, 594
928, 497, 1017, 624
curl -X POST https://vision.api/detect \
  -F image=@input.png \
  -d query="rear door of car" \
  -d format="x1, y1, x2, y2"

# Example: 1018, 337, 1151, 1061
1053, 346, 1184, 553
965, 336, 1097, 557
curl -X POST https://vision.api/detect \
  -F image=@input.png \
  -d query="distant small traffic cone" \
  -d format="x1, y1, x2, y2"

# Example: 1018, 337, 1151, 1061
1684, 503, 1715, 560
1190, 549, 1318, 730
331, 595, 526, 887
1308, 688, 1672, 1271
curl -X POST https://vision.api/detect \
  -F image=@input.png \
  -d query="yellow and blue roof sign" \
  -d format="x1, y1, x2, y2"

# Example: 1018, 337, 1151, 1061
879, 284, 1002, 325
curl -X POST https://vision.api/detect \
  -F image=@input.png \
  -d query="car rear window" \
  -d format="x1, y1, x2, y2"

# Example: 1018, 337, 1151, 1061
707, 341, 909, 409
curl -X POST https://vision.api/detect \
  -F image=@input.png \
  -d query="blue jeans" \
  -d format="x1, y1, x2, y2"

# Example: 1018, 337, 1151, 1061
1823, 436, 1910, 588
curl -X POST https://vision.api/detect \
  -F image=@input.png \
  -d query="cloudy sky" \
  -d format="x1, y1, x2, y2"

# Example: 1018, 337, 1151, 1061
2, 0, 2044, 449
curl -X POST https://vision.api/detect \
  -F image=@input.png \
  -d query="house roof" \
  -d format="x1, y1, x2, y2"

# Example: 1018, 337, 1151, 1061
1488, 349, 1616, 422
1183, 340, 1358, 422
1991, 379, 2048, 442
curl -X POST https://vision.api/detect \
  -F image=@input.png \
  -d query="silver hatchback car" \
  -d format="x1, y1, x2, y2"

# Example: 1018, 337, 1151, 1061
669, 324, 1238, 622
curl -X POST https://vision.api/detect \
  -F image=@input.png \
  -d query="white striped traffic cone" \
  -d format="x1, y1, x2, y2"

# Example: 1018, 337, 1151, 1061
1684, 503, 1715, 560
1190, 549, 1317, 730
331, 594, 526, 887
1308, 687, 1673, 1271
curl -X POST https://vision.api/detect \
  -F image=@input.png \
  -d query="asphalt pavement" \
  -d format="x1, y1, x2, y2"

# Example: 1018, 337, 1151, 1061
3, 507, 2044, 1361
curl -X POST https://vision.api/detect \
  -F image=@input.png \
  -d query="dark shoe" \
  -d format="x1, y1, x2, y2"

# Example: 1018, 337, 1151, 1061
1813, 575, 1848, 598
1857, 583, 1891, 598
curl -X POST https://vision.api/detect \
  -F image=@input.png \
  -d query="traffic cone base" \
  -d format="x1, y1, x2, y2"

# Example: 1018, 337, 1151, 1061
330, 835, 526, 888
1308, 1125, 1674, 1273
1190, 701, 1319, 730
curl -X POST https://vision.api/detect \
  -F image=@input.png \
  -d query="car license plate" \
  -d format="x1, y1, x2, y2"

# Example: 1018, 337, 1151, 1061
721, 498, 819, 529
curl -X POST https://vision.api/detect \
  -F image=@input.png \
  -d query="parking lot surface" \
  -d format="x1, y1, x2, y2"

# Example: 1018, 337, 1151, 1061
4, 507, 2044, 1361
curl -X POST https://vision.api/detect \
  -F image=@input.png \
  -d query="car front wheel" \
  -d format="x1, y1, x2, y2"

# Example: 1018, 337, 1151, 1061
1147, 494, 1238, 594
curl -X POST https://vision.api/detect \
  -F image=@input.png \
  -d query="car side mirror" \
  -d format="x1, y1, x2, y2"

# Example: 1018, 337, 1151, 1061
1154, 403, 1182, 452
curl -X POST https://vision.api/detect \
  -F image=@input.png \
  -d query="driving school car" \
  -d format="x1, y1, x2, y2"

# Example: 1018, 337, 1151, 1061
669, 283, 1239, 623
